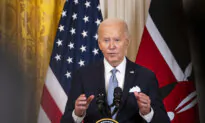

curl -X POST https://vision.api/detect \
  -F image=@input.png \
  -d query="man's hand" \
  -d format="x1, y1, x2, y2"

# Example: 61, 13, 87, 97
134, 92, 151, 115
74, 94, 94, 117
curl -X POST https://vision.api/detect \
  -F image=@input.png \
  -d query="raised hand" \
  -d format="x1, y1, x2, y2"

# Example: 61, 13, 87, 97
134, 92, 151, 115
74, 94, 94, 117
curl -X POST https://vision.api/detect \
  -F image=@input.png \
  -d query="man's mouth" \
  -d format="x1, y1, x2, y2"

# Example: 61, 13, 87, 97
108, 53, 116, 55
108, 53, 117, 56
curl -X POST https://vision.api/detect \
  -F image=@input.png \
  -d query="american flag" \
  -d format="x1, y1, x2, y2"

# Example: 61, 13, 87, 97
38, 0, 103, 122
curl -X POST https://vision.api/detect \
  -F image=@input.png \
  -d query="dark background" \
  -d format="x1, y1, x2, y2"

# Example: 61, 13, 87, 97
183, 0, 205, 122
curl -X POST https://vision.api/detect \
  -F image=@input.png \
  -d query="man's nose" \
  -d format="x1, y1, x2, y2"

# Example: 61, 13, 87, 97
108, 40, 116, 49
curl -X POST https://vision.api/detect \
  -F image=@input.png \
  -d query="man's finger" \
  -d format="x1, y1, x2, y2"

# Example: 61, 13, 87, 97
134, 92, 151, 107
77, 94, 86, 101
77, 106, 87, 110
77, 97, 87, 101
78, 94, 86, 98
77, 101, 87, 105
138, 92, 147, 97
138, 97, 149, 103
87, 95, 94, 105
134, 92, 140, 99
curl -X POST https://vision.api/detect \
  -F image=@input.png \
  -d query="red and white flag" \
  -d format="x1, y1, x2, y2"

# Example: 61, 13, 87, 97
136, 0, 199, 122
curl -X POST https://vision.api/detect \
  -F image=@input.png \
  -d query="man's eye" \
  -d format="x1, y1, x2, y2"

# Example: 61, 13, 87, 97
115, 39, 120, 42
104, 39, 109, 42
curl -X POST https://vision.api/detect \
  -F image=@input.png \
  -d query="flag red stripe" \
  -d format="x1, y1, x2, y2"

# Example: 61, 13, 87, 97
41, 85, 62, 123
136, 27, 177, 87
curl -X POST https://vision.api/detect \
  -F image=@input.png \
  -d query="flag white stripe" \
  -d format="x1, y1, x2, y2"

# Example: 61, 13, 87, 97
177, 98, 197, 114
146, 14, 184, 81
184, 62, 192, 80
175, 91, 197, 110
45, 66, 68, 113
38, 106, 51, 123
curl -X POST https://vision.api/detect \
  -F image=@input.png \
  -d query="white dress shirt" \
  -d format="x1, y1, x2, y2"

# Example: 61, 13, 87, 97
104, 57, 126, 92
72, 57, 154, 122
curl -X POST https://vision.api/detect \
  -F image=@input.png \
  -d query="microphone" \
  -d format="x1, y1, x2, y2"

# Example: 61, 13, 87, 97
110, 87, 123, 107
110, 87, 122, 116
96, 89, 110, 117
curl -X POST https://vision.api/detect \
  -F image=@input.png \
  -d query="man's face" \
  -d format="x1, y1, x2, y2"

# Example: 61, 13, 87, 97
98, 23, 129, 66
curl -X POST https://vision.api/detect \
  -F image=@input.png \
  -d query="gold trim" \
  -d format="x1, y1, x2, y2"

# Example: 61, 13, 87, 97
96, 118, 118, 123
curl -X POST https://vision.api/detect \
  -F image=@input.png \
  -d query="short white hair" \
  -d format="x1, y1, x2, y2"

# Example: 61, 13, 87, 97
98, 18, 130, 40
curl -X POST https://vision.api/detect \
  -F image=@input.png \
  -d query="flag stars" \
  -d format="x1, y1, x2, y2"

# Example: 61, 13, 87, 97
97, 4, 101, 11
70, 28, 76, 35
80, 45, 86, 52
67, 57, 73, 64
58, 25, 64, 32
55, 54, 61, 61
92, 48, 99, 55
74, 0, 79, 4
72, 13, 77, 20
85, 1, 91, 8
83, 15, 89, 23
65, 71, 71, 78
81, 30, 88, 38
94, 34, 98, 40
62, 10, 67, 17
95, 19, 101, 26
56, 39, 63, 47
68, 42, 74, 49
78, 59, 85, 67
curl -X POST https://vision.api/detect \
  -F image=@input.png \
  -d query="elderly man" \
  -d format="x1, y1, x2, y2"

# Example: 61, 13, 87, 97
61, 18, 170, 123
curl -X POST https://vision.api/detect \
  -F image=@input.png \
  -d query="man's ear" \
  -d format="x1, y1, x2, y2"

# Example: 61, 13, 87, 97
126, 39, 130, 47
98, 40, 102, 50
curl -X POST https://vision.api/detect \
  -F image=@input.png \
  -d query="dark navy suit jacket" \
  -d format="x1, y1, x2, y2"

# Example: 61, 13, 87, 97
61, 59, 170, 123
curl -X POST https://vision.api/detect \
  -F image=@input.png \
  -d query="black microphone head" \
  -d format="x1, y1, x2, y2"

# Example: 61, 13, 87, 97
114, 87, 122, 98
113, 87, 122, 107
96, 89, 110, 117
96, 89, 105, 104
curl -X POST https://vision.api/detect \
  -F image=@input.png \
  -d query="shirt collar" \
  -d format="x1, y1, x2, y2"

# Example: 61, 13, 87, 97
104, 57, 126, 74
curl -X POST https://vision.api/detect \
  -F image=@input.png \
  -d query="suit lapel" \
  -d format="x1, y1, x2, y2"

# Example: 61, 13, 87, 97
97, 61, 106, 95
118, 59, 137, 112
95, 61, 112, 117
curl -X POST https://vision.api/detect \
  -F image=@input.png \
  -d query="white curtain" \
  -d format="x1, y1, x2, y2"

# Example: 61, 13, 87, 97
100, 0, 150, 62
